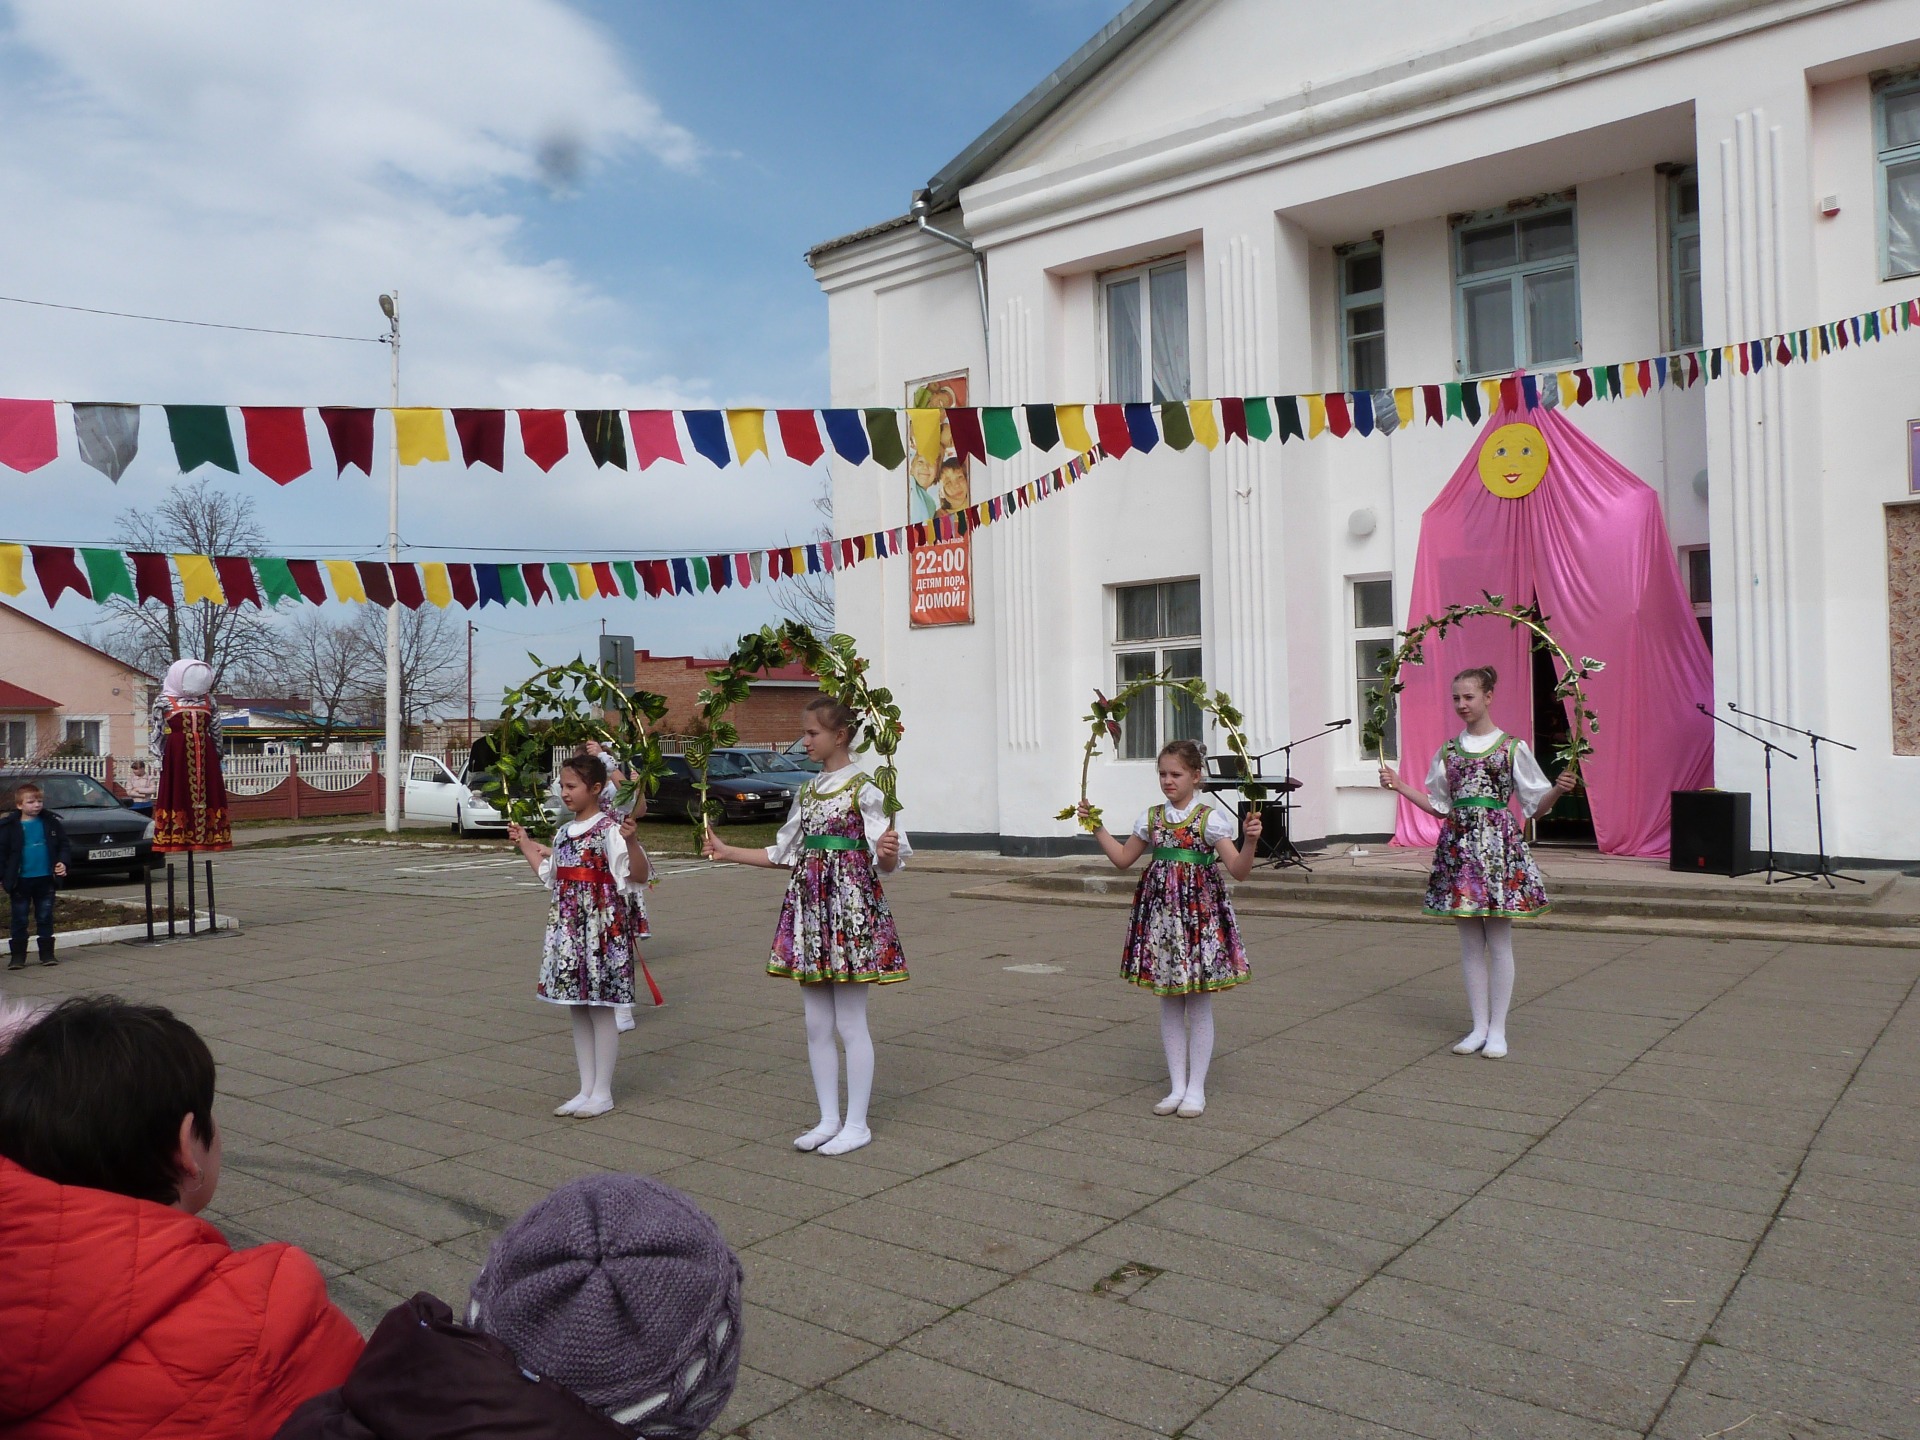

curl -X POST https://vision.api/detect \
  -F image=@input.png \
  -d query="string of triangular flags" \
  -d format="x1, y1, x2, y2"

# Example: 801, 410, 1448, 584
2, 298, 1915, 484
0, 451, 1100, 610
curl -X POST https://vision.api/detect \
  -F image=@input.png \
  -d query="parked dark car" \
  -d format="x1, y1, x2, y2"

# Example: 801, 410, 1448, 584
651, 753, 795, 823
777, 739, 822, 773
744, 749, 820, 788
0, 770, 159, 881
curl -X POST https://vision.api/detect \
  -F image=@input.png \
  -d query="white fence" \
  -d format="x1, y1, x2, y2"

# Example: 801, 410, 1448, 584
35, 754, 112, 780
222, 755, 292, 796
288, 754, 375, 791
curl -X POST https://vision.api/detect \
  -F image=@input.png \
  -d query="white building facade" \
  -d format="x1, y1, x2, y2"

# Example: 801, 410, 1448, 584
809, 0, 1920, 863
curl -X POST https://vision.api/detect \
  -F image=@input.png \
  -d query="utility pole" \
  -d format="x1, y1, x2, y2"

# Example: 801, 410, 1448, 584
379, 291, 402, 832
466, 620, 476, 748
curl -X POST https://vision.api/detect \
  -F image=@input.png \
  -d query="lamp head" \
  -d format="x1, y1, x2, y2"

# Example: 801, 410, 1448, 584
378, 293, 396, 320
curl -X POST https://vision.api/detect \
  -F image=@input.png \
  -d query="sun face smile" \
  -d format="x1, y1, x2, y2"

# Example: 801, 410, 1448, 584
1478, 422, 1550, 498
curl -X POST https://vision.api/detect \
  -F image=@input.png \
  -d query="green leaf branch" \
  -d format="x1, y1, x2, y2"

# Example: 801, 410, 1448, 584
1056, 674, 1259, 832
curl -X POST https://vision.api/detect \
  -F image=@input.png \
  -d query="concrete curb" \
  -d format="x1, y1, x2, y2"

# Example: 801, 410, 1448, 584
45, 914, 243, 951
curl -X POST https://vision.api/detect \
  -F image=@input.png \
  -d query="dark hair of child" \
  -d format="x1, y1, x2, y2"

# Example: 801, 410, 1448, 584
0, 995, 216, 1205
1159, 739, 1207, 773
804, 695, 862, 742
562, 753, 608, 790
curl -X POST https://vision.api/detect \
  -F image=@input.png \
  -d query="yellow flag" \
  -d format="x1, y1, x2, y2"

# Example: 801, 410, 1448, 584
790, 546, 806, 575
422, 563, 452, 608
175, 554, 225, 607
0, 544, 23, 597
1621, 363, 1641, 397
906, 408, 944, 464
1186, 400, 1220, 450
726, 409, 769, 463
1394, 389, 1415, 428
325, 560, 367, 603
393, 409, 449, 466
1055, 405, 1093, 453
1557, 372, 1579, 408
1306, 395, 1328, 438
1480, 380, 1502, 413
571, 562, 598, 599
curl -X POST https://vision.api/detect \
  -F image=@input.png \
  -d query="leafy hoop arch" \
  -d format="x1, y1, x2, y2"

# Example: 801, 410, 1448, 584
688, 620, 903, 841
474, 657, 670, 838
1361, 594, 1605, 778
1056, 673, 1260, 833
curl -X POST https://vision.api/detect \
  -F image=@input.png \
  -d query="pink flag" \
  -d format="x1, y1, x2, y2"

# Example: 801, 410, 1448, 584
0, 399, 58, 472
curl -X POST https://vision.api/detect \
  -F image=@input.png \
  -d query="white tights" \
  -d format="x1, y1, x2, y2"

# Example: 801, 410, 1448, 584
1159, 994, 1216, 1108
568, 1005, 620, 1105
796, 983, 875, 1153
1455, 918, 1516, 1053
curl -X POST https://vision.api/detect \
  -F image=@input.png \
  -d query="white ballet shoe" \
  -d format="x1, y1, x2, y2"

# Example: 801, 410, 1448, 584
794, 1121, 842, 1152
1153, 1093, 1184, 1116
1481, 1036, 1508, 1059
1175, 1095, 1206, 1119
614, 1004, 636, 1033
1452, 1031, 1488, 1055
573, 1095, 614, 1118
553, 1093, 588, 1117
817, 1124, 872, 1156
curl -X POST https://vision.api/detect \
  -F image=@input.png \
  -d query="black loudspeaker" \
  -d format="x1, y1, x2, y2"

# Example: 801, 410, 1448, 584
1670, 790, 1752, 875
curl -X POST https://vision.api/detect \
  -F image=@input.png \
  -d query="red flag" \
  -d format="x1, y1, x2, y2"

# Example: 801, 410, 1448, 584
1575, 370, 1594, 405
452, 410, 506, 470
213, 557, 262, 607
390, 564, 426, 609
1220, 397, 1248, 443
590, 561, 618, 596
318, 408, 374, 476
733, 553, 752, 588
522, 564, 551, 604
447, 564, 478, 609
629, 411, 682, 469
946, 407, 986, 464
130, 552, 173, 606
1325, 392, 1352, 437
1499, 377, 1521, 413
287, 560, 327, 605
1092, 404, 1132, 458
28, 547, 89, 605
238, 407, 311, 485
516, 410, 569, 472
0, 399, 58, 472
1422, 385, 1445, 425
776, 410, 824, 466
356, 562, 395, 608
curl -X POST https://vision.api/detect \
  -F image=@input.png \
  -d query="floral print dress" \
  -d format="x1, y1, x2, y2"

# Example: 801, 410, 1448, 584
1421, 734, 1552, 918
1120, 804, 1249, 995
535, 813, 638, 1007
768, 771, 908, 984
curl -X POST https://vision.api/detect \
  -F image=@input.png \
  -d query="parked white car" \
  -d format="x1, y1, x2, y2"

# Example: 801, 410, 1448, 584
402, 753, 507, 836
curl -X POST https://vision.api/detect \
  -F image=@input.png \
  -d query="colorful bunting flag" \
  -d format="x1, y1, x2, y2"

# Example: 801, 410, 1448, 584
394, 409, 449, 466
166, 406, 238, 474
176, 554, 224, 607
73, 404, 140, 482
240, 407, 311, 485
776, 410, 824, 466
685, 411, 730, 468
576, 411, 626, 469
0, 399, 57, 473
320, 408, 375, 476
519, 410, 571, 472
452, 410, 506, 471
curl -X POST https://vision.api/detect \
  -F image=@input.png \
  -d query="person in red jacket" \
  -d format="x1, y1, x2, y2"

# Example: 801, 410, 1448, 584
0, 995, 364, 1439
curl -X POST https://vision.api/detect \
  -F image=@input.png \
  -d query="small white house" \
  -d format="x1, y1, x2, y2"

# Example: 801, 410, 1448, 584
809, 0, 1920, 863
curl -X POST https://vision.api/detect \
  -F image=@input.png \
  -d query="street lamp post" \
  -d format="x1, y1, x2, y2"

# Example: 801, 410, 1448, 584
379, 291, 402, 832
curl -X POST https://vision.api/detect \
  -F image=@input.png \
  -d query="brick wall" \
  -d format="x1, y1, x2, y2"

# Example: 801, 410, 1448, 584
632, 653, 821, 744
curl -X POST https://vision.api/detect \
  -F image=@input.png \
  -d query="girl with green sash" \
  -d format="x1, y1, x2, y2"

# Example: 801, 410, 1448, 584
1079, 739, 1262, 1119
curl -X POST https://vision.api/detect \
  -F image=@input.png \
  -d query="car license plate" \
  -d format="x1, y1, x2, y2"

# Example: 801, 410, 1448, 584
91, 846, 136, 860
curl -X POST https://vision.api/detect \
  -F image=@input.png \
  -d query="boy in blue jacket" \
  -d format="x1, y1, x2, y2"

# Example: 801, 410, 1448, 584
1, 783, 69, 968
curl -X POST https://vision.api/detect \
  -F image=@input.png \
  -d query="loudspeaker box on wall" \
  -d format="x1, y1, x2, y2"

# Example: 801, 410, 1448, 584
1670, 790, 1752, 876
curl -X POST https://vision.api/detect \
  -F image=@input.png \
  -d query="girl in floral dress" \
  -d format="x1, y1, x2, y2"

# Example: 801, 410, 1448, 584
1079, 740, 1263, 1118
1379, 665, 1575, 1058
509, 753, 652, 1118
582, 738, 663, 1031
704, 697, 907, 1156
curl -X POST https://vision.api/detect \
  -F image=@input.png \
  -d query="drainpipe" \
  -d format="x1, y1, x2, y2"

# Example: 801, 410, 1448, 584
911, 190, 991, 393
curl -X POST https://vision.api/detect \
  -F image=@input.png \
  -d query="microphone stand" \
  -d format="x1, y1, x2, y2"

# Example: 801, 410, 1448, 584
1695, 703, 1798, 883
1726, 703, 1862, 887
1244, 720, 1350, 872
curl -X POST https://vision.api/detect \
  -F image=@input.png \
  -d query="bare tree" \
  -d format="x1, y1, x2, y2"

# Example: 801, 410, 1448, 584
350, 604, 464, 728
94, 477, 285, 692
279, 611, 381, 736
774, 471, 836, 638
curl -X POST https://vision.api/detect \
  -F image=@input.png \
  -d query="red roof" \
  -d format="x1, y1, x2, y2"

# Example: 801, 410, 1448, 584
0, 680, 60, 710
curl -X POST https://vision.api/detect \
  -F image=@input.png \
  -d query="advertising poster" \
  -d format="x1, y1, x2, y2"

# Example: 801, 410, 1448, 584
906, 371, 974, 627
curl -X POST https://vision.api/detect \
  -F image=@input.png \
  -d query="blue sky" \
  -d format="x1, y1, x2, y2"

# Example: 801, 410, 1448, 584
0, 0, 1118, 707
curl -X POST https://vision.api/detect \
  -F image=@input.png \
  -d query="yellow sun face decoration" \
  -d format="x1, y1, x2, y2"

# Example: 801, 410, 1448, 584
1478, 423, 1550, 499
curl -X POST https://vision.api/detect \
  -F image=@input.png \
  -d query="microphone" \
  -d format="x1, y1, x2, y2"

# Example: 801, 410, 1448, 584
1327, 719, 1353, 728
1696, 703, 1709, 714
1726, 701, 1736, 711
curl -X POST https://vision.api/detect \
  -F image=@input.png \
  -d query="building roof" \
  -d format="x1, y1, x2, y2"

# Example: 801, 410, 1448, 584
0, 598, 158, 682
0, 679, 60, 710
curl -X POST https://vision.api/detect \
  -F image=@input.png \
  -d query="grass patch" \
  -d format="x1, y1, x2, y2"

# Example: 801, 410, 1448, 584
241, 816, 783, 855
41, 895, 200, 933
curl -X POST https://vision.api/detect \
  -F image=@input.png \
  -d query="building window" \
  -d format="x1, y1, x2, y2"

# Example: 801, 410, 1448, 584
1878, 75, 1920, 279
1667, 168, 1704, 349
1454, 201, 1580, 376
1338, 242, 1387, 392
1114, 579, 1202, 760
1104, 259, 1190, 404
1682, 545, 1712, 651
1350, 577, 1398, 761
61, 719, 102, 756
1, 719, 28, 760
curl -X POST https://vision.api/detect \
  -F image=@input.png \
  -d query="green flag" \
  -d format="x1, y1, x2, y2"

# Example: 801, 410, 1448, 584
1158, 400, 1194, 451
982, 407, 1022, 460
690, 556, 711, 591
1443, 384, 1464, 421
253, 557, 302, 606
164, 406, 238, 473
79, 548, 135, 602
547, 563, 578, 601
863, 409, 905, 469
613, 560, 638, 598
1243, 397, 1273, 442
498, 565, 529, 605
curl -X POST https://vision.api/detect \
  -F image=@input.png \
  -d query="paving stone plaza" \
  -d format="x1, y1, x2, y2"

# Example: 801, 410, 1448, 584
12, 842, 1917, 1439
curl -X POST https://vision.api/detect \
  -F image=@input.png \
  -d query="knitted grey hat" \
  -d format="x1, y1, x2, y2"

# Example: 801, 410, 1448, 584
468, 1175, 744, 1438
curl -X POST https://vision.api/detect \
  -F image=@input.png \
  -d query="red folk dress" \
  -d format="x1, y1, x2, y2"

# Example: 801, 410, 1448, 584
152, 698, 232, 852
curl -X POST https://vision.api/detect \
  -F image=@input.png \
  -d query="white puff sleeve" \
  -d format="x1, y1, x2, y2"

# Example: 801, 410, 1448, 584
1421, 749, 1452, 816
1511, 742, 1556, 819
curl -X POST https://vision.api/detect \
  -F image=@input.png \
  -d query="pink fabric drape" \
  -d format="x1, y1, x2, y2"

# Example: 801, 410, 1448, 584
1392, 402, 1713, 857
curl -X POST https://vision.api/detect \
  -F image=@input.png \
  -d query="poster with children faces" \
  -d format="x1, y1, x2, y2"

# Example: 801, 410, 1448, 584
905, 371, 974, 627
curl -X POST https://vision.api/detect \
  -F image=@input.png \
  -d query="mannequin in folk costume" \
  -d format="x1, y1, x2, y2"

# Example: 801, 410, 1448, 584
1379, 665, 1575, 1058
149, 659, 231, 853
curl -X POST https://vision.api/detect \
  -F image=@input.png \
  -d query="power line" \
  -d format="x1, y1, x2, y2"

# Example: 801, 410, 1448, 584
0, 292, 384, 344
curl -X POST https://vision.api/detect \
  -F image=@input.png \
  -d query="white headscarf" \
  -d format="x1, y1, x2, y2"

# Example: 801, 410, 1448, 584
162, 658, 213, 700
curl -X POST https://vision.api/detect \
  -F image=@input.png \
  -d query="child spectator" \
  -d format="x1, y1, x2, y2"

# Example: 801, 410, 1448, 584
1, 781, 70, 969
0, 995, 364, 1439
277, 1173, 743, 1440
